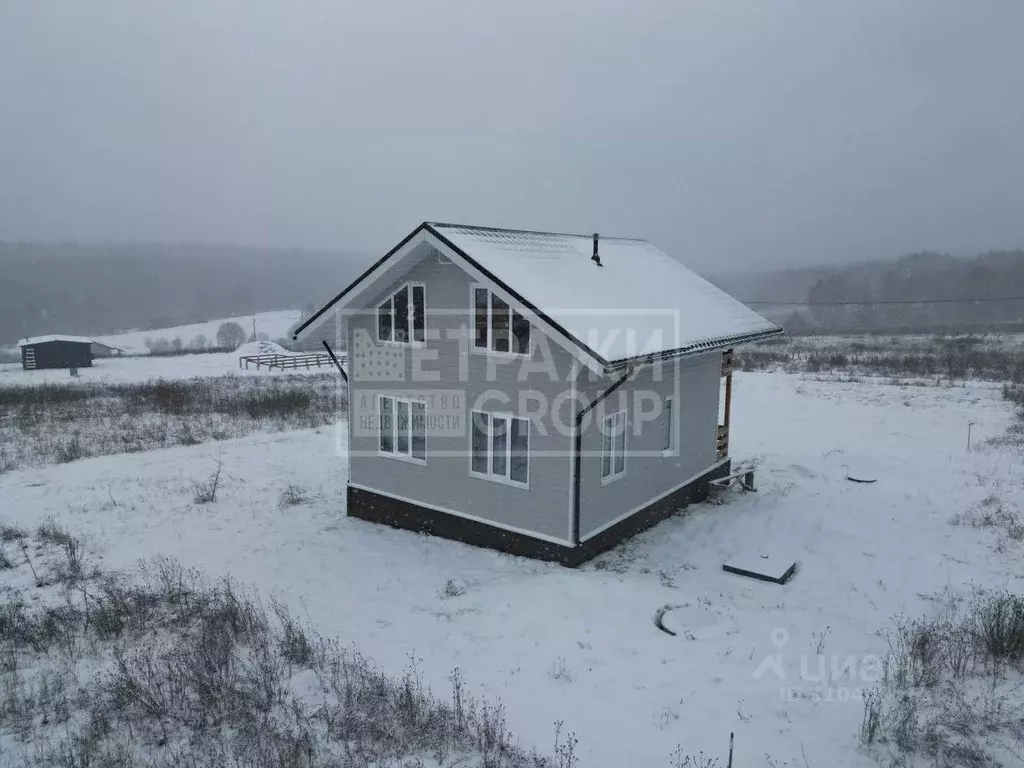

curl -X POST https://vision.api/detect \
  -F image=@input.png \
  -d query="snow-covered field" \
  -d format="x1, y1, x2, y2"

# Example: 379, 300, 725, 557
3, 372, 1021, 765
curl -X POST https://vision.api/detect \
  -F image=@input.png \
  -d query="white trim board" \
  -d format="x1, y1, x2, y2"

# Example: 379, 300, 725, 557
347, 482, 572, 547
580, 457, 730, 543
566, 361, 579, 543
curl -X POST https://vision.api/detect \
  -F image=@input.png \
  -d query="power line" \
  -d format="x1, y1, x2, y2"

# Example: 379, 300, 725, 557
741, 295, 1024, 307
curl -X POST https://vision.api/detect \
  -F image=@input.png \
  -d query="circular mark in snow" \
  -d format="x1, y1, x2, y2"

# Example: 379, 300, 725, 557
654, 603, 738, 640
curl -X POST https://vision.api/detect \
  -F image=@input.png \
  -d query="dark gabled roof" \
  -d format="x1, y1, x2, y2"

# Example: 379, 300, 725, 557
294, 222, 783, 370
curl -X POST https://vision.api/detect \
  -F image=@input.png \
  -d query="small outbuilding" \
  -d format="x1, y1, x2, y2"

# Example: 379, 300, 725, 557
17, 335, 96, 371
90, 341, 124, 358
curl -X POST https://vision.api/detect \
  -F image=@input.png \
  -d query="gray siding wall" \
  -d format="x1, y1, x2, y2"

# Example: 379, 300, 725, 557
346, 247, 579, 543
576, 352, 722, 541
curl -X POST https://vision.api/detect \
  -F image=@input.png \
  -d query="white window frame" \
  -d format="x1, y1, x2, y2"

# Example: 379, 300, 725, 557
468, 410, 530, 488
662, 396, 676, 457
600, 409, 628, 485
377, 281, 426, 346
470, 284, 531, 356
378, 394, 427, 464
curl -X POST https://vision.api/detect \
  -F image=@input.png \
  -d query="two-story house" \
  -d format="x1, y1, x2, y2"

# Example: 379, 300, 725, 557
293, 222, 781, 566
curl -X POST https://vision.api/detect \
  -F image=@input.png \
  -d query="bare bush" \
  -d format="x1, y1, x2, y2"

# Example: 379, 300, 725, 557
951, 493, 1024, 545
0, 598, 82, 657
669, 747, 720, 768
1004, 383, 1024, 408
54, 435, 87, 463
0, 548, 580, 767
191, 457, 223, 504
278, 483, 308, 508
864, 589, 1024, 766
89, 576, 160, 640
552, 720, 579, 768
37, 519, 75, 548
548, 658, 572, 683
176, 419, 201, 446
884, 614, 948, 688
0, 522, 29, 542
441, 578, 467, 598
272, 598, 312, 666
52, 536, 88, 585
859, 688, 883, 745
0, 598, 33, 648
973, 591, 1024, 662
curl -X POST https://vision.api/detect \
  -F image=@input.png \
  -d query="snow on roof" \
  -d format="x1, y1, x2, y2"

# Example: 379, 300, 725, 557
17, 334, 98, 347
431, 223, 781, 365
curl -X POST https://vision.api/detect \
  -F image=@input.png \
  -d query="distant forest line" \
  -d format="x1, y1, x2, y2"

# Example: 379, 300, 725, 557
712, 250, 1024, 333
2, 242, 1022, 347
0, 242, 369, 346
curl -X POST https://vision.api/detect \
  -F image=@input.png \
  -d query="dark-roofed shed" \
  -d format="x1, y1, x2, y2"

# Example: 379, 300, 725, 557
18, 336, 94, 371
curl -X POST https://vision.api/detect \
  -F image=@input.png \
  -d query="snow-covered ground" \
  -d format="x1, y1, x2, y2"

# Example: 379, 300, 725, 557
2, 373, 1022, 765
3, 309, 302, 356
0, 347, 330, 386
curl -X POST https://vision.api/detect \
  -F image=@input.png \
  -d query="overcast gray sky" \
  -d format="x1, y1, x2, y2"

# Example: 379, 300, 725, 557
1, 1, 1022, 271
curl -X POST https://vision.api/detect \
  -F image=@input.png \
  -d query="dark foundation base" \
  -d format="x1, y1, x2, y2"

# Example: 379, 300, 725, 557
347, 459, 730, 567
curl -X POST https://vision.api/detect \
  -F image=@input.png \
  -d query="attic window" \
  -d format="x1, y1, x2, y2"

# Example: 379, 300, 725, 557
378, 282, 425, 345
473, 286, 530, 355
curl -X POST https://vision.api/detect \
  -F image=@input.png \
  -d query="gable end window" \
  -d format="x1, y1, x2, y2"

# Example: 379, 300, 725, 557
473, 286, 530, 355
470, 411, 529, 486
601, 410, 627, 483
378, 283, 425, 344
379, 395, 426, 462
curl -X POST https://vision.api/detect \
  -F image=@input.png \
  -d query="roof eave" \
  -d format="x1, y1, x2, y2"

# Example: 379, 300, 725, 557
602, 326, 784, 373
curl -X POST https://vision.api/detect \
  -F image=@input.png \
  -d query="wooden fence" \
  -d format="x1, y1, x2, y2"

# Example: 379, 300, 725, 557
238, 352, 345, 371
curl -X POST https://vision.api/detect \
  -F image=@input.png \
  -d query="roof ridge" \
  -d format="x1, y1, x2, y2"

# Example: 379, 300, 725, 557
428, 221, 646, 243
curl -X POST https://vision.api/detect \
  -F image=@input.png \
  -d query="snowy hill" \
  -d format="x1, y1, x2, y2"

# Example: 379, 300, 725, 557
1, 310, 302, 356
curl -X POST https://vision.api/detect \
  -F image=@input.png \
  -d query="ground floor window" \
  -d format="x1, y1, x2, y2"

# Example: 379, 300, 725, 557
601, 410, 627, 483
470, 411, 529, 486
379, 395, 426, 462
